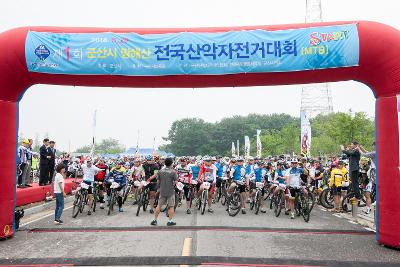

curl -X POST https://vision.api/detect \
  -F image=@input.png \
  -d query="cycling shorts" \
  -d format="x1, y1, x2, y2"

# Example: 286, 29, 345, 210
232, 182, 246, 193
83, 180, 93, 194
331, 185, 342, 195
364, 182, 373, 193
288, 187, 301, 198
147, 182, 158, 192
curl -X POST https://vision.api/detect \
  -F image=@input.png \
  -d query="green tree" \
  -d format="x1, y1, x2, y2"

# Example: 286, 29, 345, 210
74, 138, 125, 154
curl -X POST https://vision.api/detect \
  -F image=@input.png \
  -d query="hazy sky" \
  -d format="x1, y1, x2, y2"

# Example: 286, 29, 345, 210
1, 0, 397, 152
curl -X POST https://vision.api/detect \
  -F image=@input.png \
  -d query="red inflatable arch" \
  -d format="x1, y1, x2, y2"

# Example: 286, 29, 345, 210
0, 21, 400, 248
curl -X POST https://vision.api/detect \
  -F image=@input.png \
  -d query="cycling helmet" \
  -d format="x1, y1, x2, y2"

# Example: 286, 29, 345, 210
237, 157, 245, 162
117, 161, 124, 165
290, 159, 298, 163
248, 156, 254, 161
211, 156, 216, 161
195, 160, 202, 166
203, 156, 212, 161
145, 155, 153, 161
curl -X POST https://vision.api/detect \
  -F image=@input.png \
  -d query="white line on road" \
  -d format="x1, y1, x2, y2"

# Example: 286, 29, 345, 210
20, 205, 73, 227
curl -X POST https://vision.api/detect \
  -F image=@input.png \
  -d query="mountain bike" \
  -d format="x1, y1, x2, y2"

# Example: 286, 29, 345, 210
273, 185, 286, 217
253, 182, 265, 215
136, 181, 150, 216
122, 180, 134, 204
107, 180, 122, 216
72, 182, 89, 218
197, 181, 212, 215
293, 187, 311, 222
92, 181, 102, 212
226, 184, 242, 217
218, 177, 230, 205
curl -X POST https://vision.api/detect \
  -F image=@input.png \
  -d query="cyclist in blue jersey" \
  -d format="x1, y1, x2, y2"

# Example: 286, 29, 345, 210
214, 156, 224, 202
285, 159, 305, 219
105, 161, 127, 212
251, 161, 267, 213
229, 157, 248, 214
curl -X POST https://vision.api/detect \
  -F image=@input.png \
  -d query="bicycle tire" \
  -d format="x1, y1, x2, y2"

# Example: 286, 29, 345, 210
79, 191, 87, 213
320, 188, 334, 209
92, 193, 97, 213
255, 191, 260, 215
250, 195, 255, 210
201, 190, 207, 215
220, 192, 227, 206
108, 192, 115, 216
301, 195, 310, 222
72, 193, 81, 218
123, 185, 131, 204
228, 192, 241, 217
136, 194, 143, 216
143, 191, 149, 212
274, 191, 283, 217
308, 191, 316, 212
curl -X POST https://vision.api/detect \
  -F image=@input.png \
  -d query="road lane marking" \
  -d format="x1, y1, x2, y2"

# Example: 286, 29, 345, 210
180, 237, 193, 267
20, 205, 73, 227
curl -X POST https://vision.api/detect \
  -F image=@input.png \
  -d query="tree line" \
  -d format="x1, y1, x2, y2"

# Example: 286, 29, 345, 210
159, 112, 375, 157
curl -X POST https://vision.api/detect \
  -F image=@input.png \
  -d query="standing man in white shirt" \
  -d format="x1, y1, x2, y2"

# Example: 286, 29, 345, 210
81, 159, 101, 215
54, 163, 67, 224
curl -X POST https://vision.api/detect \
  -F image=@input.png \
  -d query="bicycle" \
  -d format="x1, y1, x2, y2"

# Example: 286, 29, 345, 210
107, 180, 122, 216
341, 185, 369, 213
272, 185, 286, 217
188, 180, 198, 209
197, 181, 212, 215
253, 182, 265, 215
136, 181, 150, 216
92, 181, 102, 212
320, 186, 334, 209
226, 184, 242, 217
293, 187, 311, 222
122, 180, 134, 204
72, 182, 89, 218
218, 177, 230, 206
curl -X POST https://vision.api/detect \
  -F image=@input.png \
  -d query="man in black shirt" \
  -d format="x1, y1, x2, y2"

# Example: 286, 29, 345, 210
47, 141, 57, 184
342, 141, 361, 199
39, 138, 51, 186
142, 155, 159, 213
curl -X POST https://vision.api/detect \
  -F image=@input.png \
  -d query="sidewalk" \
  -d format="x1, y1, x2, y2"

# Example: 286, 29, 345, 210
325, 203, 376, 231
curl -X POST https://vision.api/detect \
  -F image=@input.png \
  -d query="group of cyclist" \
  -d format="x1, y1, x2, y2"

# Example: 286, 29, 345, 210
71, 149, 376, 221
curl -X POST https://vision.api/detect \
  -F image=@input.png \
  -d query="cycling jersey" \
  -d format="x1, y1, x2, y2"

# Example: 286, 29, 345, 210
142, 163, 159, 182
232, 165, 246, 185
176, 164, 192, 183
245, 163, 256, 179
190, 165, 200, 180
274, 169, 286, 184
329, 168, 344, 188
95, 163, 107, 181
106, 167, 127, 187
340, 166, 349, 186
254, 167, 267, 182
199, 164, 217, 183
287, 167, 304, 188
215, 162, 224, 178
82, 164, 101, 184
131, 165, 144, 181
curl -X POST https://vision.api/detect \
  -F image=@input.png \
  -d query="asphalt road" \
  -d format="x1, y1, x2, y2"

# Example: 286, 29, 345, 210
0, 196, 399, 267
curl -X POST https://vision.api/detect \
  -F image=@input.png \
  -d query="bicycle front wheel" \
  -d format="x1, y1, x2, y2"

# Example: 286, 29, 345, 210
201, 190, 207, 215
72, 193, 81, 218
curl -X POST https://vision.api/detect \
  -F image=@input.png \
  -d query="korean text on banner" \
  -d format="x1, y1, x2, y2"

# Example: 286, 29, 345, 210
25, 24, 359, 76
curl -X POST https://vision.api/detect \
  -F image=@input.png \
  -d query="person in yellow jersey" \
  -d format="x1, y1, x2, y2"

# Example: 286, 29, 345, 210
329, 162, 343, 213
338, 161, 349, 209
